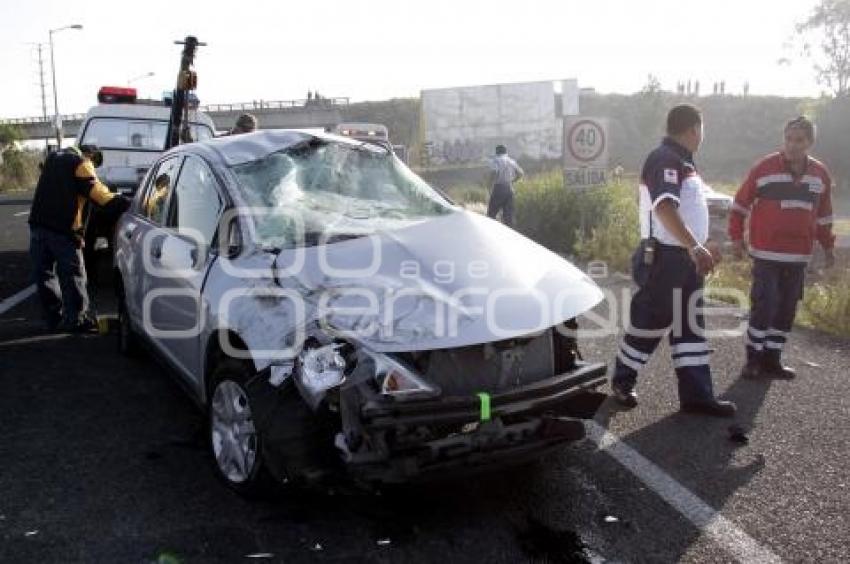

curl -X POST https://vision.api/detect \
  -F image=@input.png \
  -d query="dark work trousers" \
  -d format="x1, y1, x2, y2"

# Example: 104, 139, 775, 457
487, 182, 515, 227
612, 243, 716, 404
29, 226, 90, 328
745, 258, 806, 363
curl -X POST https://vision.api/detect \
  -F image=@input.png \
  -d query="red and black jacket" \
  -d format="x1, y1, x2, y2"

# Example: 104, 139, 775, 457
729, 152, 834, 263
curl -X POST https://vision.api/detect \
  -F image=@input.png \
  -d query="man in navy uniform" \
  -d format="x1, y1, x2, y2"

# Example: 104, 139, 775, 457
611, 104, 736, 417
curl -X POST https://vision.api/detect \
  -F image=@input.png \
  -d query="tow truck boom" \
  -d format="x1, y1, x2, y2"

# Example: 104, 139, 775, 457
165, 35, 205, 150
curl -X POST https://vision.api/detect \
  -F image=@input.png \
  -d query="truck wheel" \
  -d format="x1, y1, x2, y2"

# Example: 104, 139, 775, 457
208, 359, 276, 498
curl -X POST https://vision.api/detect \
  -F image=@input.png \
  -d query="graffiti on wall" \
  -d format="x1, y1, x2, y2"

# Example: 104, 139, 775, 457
421, 81, 562, 167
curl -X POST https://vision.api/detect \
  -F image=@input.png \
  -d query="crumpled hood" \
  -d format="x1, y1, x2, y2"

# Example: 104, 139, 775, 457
273, 210, 603, 353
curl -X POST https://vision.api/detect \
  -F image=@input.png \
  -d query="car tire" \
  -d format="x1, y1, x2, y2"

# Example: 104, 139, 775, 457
117, 294, 141, 357
207, 359, 277, 498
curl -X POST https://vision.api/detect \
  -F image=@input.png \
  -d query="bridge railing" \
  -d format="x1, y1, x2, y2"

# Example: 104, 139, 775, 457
201, 97, 349, 113
0, 97, 350, 126
0, 113, 86, 125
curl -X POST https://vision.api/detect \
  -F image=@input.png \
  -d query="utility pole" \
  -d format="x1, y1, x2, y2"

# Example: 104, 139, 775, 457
48, 24, 83, 148
36, 44, 49, 149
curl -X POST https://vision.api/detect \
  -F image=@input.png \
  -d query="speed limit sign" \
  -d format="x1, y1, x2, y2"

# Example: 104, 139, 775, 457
564, 117, 608, 165
563, 117, 609, 188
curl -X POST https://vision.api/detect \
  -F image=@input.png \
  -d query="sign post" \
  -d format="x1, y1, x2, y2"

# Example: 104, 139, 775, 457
563, 116, 610, 238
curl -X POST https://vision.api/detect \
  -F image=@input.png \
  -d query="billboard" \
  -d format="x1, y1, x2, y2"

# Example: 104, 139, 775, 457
421, 81, 563, 167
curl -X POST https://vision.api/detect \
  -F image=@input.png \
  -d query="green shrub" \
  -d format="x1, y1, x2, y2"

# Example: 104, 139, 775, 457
514, 169, 638, 265
572, 182, 640, 271
0, 148, 41, 193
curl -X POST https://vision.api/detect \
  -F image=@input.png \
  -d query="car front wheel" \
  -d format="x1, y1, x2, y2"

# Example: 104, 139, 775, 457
208, 359, 275, 497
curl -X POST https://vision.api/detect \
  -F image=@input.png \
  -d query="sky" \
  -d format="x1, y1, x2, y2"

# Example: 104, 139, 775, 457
0, 0, 824, 119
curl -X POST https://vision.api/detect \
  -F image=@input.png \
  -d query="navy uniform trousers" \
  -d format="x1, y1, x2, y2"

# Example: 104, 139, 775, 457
745, 258, 805, 363
612, 243, 716, 404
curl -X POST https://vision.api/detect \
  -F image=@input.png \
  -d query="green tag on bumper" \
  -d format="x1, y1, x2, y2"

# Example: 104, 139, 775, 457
477, 392, 491, 422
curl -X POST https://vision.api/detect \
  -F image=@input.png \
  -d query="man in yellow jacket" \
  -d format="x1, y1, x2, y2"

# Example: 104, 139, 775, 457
28, 144, 129, 332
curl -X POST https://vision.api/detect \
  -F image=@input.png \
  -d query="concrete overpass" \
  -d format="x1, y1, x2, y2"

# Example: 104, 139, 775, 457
0, 98, 348, 140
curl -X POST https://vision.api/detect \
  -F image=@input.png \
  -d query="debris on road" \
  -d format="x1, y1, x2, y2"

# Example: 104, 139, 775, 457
24, 530, 39, 537
603, 515, 619, 524
802, 360, 821, 368
376, 538, 392, 547
244, 553, 275, 559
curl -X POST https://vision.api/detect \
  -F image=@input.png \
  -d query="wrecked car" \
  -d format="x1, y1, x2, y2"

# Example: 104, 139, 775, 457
114, 130, 608, 495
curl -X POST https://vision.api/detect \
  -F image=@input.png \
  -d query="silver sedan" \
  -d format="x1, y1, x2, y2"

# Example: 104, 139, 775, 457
114, 130, 608, 496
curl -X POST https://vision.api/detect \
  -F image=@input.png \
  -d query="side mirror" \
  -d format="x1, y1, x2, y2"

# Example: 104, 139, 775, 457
224, 216, 242, 258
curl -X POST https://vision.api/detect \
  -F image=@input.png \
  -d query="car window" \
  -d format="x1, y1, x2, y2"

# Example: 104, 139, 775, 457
140, 157, 182, 225
167, 156, 224, 246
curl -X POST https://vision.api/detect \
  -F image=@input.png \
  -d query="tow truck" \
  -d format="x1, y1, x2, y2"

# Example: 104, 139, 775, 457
79, 36, 213, 283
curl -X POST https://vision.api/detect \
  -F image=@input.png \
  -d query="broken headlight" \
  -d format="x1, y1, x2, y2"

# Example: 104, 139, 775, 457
367, 352, 440, 401
295, 342, 347, 409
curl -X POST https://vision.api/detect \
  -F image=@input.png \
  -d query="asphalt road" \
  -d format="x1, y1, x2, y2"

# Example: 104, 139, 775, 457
1, 194, 849, 563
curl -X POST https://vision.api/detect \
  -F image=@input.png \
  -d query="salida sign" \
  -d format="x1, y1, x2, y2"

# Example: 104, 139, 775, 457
563, 117, 609, 188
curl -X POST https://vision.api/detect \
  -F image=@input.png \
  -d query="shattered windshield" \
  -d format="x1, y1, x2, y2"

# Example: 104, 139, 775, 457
232, 139, 455, 248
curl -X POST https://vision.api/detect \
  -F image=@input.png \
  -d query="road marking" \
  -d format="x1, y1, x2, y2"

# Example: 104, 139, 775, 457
0, 285, 36, 316
586, 421, 782, 564
13, 210, 29, 217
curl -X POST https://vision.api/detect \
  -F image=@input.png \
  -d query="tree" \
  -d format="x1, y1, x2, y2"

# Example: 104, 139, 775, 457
797, 0, 850, 97
0, 124, 29, 192
0, 123, 22, 152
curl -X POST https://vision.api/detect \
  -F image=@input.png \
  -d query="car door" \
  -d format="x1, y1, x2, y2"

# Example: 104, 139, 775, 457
119, 155, 183, 330
146, 154, 225, 384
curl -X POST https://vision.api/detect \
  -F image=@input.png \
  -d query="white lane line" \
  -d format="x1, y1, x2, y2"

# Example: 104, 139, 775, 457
13, 210, 29, 217
586, 421, 782, 564
0, 284, 36, 316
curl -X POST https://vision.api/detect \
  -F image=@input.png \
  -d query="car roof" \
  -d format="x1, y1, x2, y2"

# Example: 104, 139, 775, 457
168, 129, 380, 167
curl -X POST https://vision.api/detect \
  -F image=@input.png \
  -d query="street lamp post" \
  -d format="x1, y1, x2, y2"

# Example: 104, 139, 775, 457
128, 71, 155, 85
49, 24, 83, 148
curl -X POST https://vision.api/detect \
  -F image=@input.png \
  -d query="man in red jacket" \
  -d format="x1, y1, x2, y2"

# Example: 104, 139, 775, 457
729, 116, 835, 379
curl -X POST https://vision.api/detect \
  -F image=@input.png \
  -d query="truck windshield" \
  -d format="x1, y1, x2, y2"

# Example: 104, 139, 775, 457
81, 118, 214, 151
232, 140, 455, 249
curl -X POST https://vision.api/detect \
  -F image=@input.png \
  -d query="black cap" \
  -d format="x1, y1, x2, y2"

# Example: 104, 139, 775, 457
77, 144, 103, 167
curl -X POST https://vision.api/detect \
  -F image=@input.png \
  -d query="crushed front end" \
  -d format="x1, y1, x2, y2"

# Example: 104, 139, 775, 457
252, 321, 607, 485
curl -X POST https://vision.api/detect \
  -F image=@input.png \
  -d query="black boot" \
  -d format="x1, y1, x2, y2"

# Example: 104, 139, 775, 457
611, 382, 638, 408
760, 357, 796, 380
740, 358, 762, 379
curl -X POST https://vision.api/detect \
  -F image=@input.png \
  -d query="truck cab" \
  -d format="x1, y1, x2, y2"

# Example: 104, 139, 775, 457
77, 87, 216, 196
77, 86, 216, 284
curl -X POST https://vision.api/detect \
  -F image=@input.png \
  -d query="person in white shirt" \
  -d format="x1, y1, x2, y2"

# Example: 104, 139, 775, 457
486, 145, 524, 227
